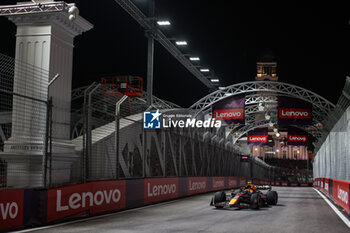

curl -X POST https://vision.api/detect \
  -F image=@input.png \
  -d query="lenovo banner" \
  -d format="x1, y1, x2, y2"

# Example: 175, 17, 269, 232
144, 178, 178, 204
324, 178, 329, 195
212, 97, 245, 125
212, 177, 225, 191
89, 180, 126, 215
278, 96, 312, 125
47, 181, 126, 223
188, 177, 207, 195
228, 177, 238, 189
0, 189, 24, 231
240, 155, 250, 162
332, 179, 350, 213
239, 177, 247, 187
287, 128, 308, 146
248, 128, 268, 145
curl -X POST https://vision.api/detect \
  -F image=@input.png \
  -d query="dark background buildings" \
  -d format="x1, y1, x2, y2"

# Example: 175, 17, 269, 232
0, 0, 349, 107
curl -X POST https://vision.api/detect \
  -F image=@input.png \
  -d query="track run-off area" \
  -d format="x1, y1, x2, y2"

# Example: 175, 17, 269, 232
15, 187, 350, 233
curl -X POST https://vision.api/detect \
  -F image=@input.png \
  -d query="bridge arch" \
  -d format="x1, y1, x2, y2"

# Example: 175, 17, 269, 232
189, 81, 336, 143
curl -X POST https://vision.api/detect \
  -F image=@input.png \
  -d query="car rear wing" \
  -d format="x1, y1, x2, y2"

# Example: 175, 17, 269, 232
256, 185, 272, 190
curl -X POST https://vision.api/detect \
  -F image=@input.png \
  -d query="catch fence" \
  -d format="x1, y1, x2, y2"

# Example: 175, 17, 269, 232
0, 52, 276, 189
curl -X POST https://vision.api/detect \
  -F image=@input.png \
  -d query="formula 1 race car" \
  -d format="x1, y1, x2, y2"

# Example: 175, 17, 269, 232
210, 183, 278, 210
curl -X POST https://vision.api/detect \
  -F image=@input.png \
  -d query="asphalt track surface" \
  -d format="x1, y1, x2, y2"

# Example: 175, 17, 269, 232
28, 187, 349, 233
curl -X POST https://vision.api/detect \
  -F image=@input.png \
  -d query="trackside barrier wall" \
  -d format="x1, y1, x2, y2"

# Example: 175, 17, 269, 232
314, 177, 350, 215
1, 176, 314, 231
0, 189, 24, 231
1, 176, 250, 231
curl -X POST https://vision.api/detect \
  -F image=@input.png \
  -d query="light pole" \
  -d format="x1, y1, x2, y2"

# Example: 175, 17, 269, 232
146, 0, 155, 106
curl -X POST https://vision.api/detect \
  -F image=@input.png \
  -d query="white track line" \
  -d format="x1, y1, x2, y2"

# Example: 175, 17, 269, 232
313, 188, 350, 228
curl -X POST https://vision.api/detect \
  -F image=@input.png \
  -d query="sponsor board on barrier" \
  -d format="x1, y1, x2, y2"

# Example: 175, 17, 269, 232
188, 177, 207, 195
239, 177, 246, 187
291, 182, 298, 187
0, 189, 24, 231
144, 178, 178, 204
324, 178, 329, 195
47, 181, 126, 222
332, 179, 350, 213
212, 177, 225, 191
228, 177, 238, 189
282, 182, 288, 186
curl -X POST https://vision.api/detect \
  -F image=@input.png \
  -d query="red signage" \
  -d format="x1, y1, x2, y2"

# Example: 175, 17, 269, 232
308, 152, 313, 159
213, 109, 244, 120
212, 177, 225, 191
239, 177, 246, 187
228, 177, 238, 189
248, 135, 267, 143
89, 180, 126, 215
332, 179, 350, 213
324, 178, 329, 195
279, 108, 311, 119
188, 177, 207, 195
288, 135, 308, 142
144, 178, 178, 204
47, 181, 126, 223
0, 189, 24, 231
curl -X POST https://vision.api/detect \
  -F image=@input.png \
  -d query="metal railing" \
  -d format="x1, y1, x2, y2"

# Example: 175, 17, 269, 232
0, 52, 275, 189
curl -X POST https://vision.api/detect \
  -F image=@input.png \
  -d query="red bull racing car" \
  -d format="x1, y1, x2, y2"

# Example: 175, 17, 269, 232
210, 182, 278, 209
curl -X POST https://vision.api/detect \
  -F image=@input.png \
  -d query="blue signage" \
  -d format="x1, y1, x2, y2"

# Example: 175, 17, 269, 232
143, 110, 161, 129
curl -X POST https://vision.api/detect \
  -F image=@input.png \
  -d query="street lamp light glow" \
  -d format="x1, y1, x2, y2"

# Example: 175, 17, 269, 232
210, 79, 219, 83
200, 68, 210, 72
189, 57, 200, 61
175, 41, 187, 45
157, 20, 171, 26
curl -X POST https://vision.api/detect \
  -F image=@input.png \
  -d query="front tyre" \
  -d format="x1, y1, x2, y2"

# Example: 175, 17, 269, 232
214, 191, 226, 208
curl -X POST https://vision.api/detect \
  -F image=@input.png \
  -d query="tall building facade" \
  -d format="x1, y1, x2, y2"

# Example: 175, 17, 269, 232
251, 55, 308, 164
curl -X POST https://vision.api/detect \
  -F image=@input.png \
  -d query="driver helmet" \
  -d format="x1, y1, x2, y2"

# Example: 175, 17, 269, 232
246, 182, 256, 190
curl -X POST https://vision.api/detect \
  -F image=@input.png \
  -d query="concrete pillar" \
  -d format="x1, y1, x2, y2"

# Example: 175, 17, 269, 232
0, 0, 92, 188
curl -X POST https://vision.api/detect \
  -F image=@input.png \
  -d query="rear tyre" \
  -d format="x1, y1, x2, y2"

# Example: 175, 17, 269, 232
273, 191, 278, 204
267, 191, 278, 205
214, 191, 226, 208
250, 193, 260, 209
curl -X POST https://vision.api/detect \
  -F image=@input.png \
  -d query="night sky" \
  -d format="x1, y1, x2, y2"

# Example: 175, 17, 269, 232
0, 0, 349, 107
